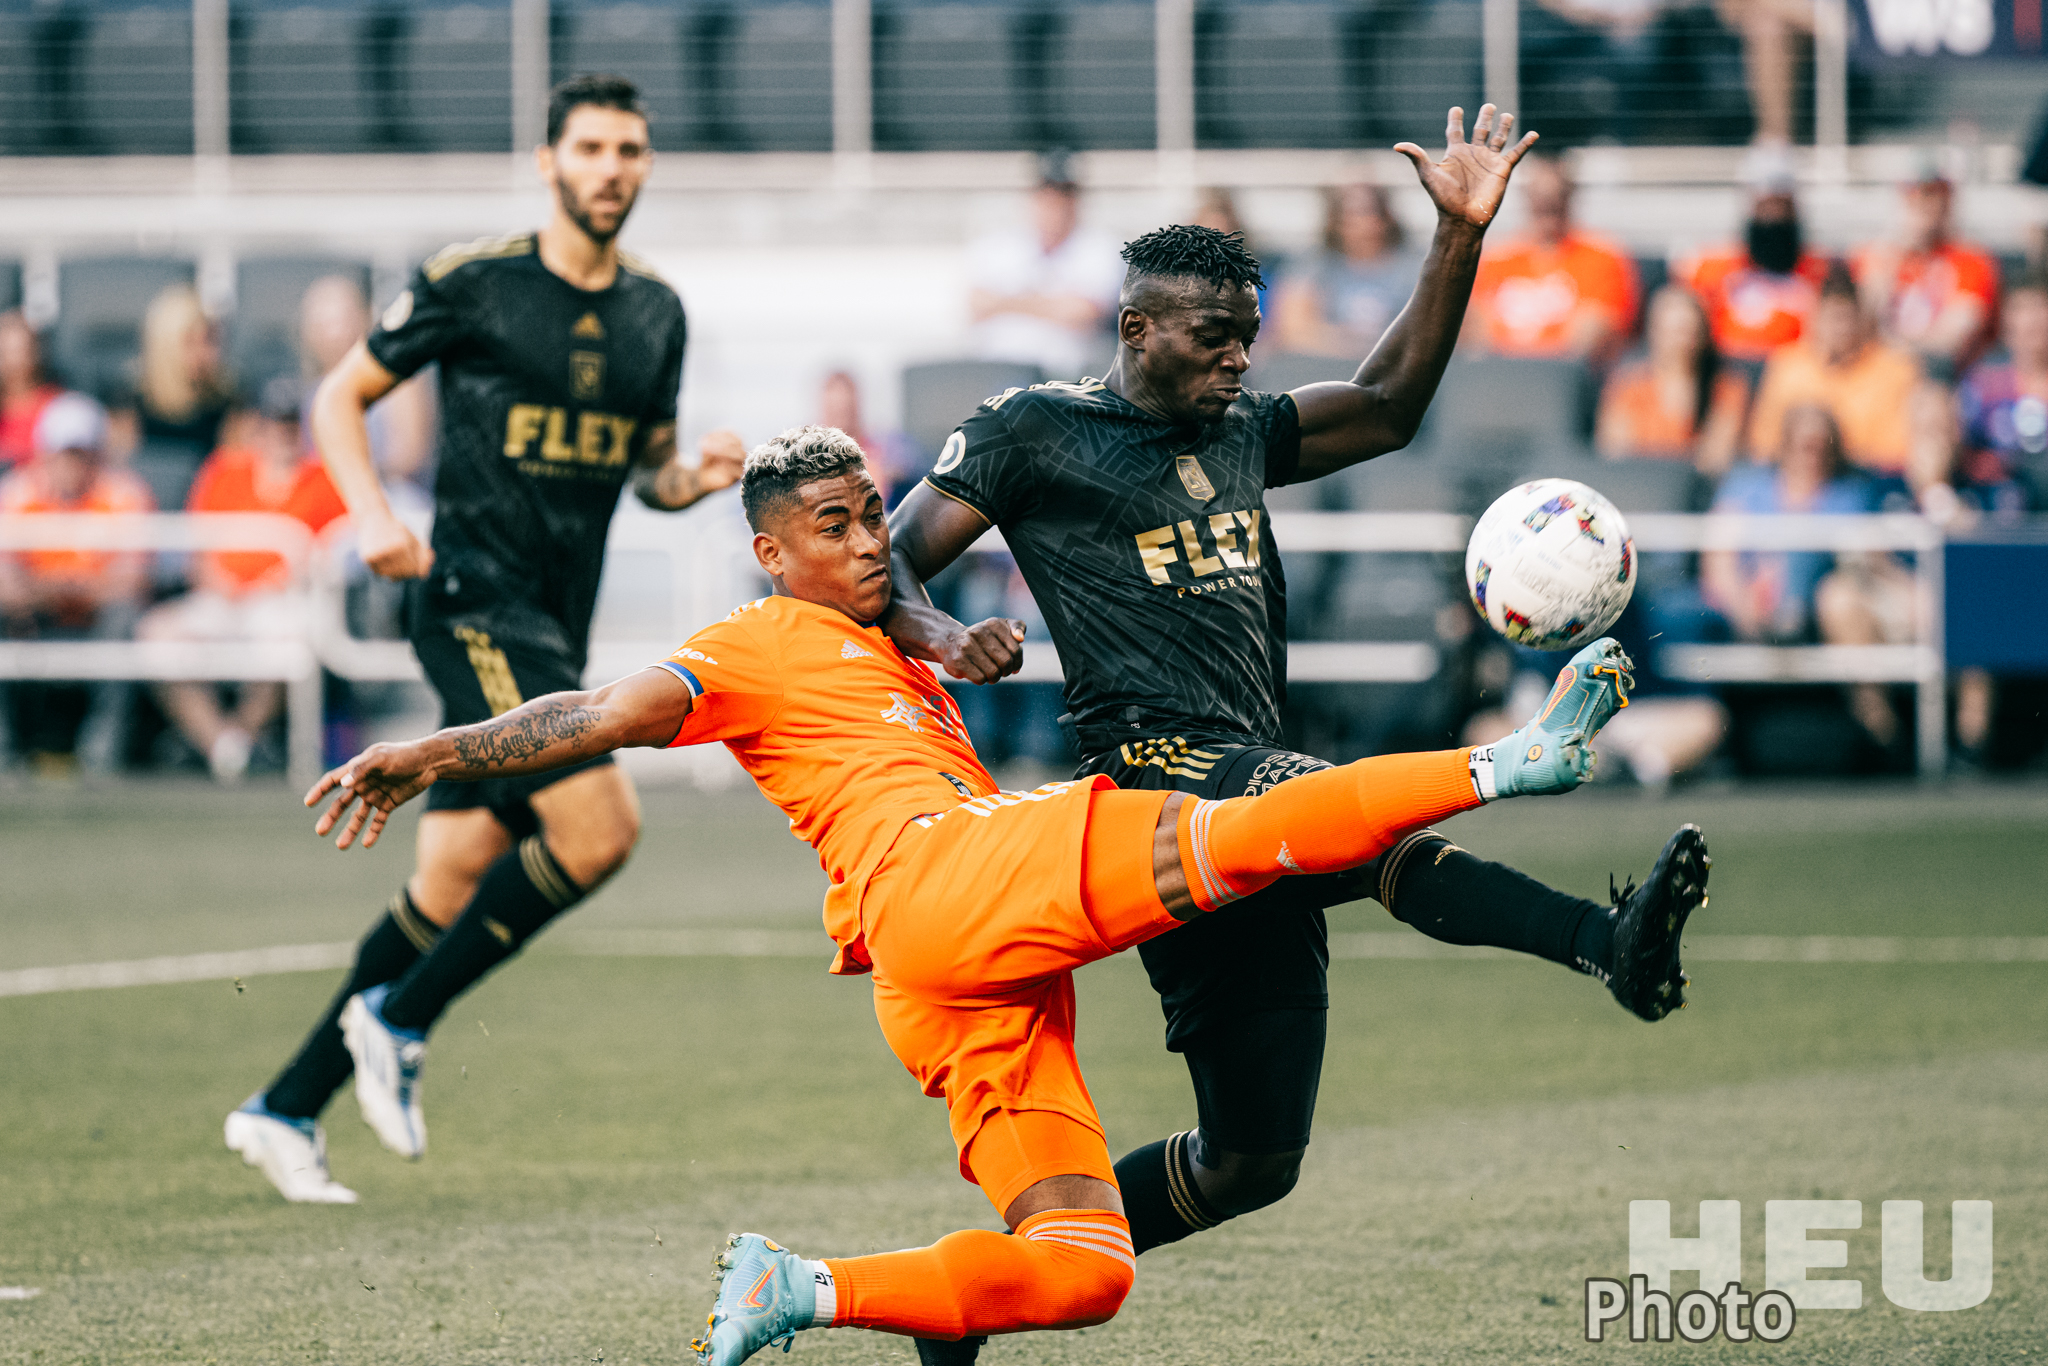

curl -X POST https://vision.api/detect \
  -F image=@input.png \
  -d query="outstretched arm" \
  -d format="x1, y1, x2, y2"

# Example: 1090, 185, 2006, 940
882, 481, 1028, 683
305, 666, 695, 850
633, 427, 745, 511
1290, 105, 1539, 480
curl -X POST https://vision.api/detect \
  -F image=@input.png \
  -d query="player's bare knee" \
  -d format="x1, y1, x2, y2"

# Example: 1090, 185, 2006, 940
546, 813, 638, 889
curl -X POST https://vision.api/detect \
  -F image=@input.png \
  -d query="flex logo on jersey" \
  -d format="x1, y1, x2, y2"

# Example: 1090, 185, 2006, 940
1133, 509, 1264, 588
502, 405, 637, 471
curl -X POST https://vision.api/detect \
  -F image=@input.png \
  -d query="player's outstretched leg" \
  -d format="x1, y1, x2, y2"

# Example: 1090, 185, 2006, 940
223, 1094, 358, 1204
1470, 638, 1634, 799
1373, 821, 1709, 1018
693, 1215, 1135, 1366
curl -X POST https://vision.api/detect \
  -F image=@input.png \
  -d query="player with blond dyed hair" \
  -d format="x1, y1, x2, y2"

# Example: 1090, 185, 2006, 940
306, 424, 1667, 1363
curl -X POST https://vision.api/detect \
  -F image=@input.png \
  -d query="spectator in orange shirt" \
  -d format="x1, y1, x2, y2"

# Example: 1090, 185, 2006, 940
1746, 264, 1921, 472
138, 377, 347, 782
1596, 286, 1751, 474
1674, 150, 1830, 363
1468, 157, 1638, 366
0, 393, 153, 772
1852, 167, 2002, 378
0, 311, 63, 469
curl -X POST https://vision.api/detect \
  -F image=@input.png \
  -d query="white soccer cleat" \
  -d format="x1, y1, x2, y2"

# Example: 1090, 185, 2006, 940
340, 984, 428, 1158
224, 1095, 358, 1204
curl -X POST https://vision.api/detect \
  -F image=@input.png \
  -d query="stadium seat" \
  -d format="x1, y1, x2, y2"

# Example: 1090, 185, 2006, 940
901, 359, 1044, 465
0, 261, 21, 314
75, 3, 195, 155
1351, 0, 1483, 144
875, 0, 1031, 151
1249, 351, 1358, 395
230, 1, 378, 153
555, 3, 699, 151
722, 0, 833, 152
1197, 1, 1359, 150
1044, 1, 1154, 151
52, 257, 196, 397
1424, 355, 1593, 449
1574, 456, 1708, 514
1332, 452, 1455, 513
0, 5, 59, 154
404, 0, 513, 152
230, 257, 375, 388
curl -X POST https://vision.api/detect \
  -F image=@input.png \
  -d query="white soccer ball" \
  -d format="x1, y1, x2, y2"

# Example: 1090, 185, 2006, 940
1464, 478, 1636, 650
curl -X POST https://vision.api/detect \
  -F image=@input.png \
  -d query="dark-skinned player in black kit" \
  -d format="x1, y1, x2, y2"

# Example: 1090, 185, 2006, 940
882, 106, 1710, 1363
224, 74, 747, 1203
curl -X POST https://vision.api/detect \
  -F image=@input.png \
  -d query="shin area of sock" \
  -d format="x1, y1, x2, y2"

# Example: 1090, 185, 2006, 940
824, 1210, 1134, 1338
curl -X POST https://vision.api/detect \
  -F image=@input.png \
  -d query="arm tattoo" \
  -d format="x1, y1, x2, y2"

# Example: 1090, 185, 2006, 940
452, 699, 602, 771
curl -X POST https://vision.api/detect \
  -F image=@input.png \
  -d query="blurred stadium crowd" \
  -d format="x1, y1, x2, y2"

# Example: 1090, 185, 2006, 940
2, 0, 2046, 787
5, 139, 2046, 787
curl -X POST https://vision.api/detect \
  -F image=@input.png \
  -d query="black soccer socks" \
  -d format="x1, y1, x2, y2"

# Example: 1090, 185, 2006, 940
1114, 1131, 1228, 1255
263, 892, 442, 1119
1376, 828, 1615, 976
378, 836, 584, 1033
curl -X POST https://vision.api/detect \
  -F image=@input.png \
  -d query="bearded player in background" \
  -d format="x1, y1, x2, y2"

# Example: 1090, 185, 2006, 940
225, 74, 744, 1202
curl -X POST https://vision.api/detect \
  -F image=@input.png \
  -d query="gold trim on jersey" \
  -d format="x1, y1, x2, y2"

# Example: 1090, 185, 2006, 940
423, 232, 535, 283
919, 476, 994, 525
617, 249, 667, 282
1117, 735, 1223, 781
452, 625, 524, 716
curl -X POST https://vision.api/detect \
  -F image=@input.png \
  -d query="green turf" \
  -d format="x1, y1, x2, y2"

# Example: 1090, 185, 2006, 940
2, 779, 2044, 1363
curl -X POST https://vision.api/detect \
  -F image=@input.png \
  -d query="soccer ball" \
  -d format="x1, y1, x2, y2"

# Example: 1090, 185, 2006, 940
1464, 478, 1636, 650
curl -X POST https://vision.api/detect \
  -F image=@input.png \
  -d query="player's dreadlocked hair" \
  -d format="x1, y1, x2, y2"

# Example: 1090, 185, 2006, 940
1119, 224, 1266, 299
741, 425, 871, 531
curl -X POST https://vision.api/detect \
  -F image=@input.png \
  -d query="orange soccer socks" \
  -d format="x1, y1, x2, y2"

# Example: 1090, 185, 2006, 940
818, 1208, 1135, 1340
1176, 747, 1482, 914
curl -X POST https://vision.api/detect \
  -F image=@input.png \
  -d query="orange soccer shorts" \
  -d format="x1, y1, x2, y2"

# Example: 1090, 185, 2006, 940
858, 778, 1178, 1215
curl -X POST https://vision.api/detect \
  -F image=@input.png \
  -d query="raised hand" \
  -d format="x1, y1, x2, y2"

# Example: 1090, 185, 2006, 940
697, 428, 746, 493
305, 741, 438, 850
1395, 104, 1539, 232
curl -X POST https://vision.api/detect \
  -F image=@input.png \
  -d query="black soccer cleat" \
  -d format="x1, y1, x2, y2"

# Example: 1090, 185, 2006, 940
915, 1336, 987, 1366
1606, 824, 1709, 1022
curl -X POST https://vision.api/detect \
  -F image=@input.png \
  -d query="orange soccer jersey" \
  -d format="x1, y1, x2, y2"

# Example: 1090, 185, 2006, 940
656, 594, 1011, 973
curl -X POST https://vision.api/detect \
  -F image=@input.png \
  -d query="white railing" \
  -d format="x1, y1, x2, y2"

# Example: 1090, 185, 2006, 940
0, 507, 1967, 783
0, 512, 325, 785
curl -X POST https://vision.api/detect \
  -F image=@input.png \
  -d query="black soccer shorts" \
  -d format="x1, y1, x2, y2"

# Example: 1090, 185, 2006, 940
408, 596, 613, 839
1077, 737, 1375, 1155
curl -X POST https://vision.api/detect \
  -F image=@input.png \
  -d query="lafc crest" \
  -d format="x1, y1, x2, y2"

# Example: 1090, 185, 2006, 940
1175, 453, 1216, 501
570, 349, 605, 401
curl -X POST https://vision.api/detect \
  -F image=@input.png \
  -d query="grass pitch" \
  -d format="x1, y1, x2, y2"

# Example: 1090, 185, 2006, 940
2, 776, 2044, 1364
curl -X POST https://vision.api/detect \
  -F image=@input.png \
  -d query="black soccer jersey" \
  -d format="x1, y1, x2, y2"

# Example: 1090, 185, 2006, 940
367, 233, 687, 657
924, 378, 1301, 751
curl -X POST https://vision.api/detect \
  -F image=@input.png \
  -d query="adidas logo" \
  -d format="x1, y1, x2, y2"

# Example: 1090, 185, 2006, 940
840, 640, 873, 659
571, 310, 604, 339
1276, 841, 1302, 872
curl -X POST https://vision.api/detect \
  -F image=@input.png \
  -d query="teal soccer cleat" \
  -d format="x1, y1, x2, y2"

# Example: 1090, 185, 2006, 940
692, 1233, 817, 1366
1486, 638, 1635, 799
